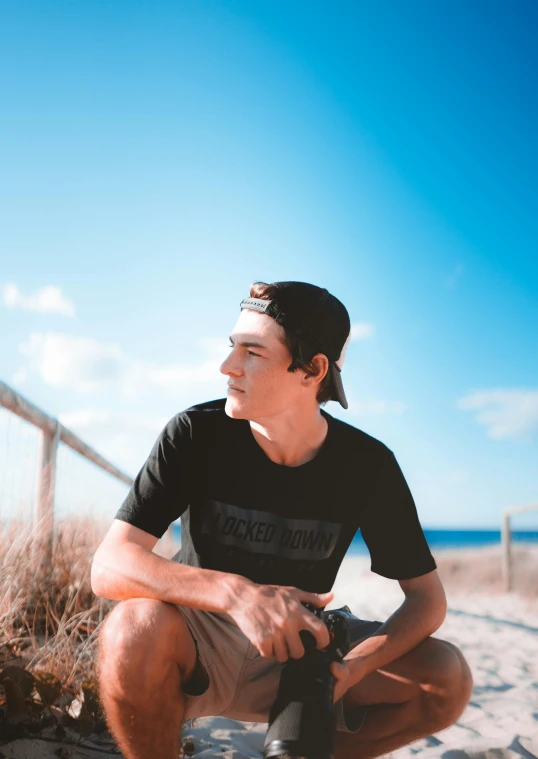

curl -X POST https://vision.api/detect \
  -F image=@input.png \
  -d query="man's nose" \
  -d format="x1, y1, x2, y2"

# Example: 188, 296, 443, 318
219, 351, 242, 376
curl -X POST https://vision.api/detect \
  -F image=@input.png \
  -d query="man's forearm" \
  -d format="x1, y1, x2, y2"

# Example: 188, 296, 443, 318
344, 594, 446, 686
91, 542, 252, 613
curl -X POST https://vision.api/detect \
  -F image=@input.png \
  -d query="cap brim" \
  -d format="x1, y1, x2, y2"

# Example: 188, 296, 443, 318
329, 362, 348, 409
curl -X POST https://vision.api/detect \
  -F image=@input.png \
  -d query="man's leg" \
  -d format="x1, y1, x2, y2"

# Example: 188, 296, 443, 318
335, 636, 473, 759
97, 598, 199, 759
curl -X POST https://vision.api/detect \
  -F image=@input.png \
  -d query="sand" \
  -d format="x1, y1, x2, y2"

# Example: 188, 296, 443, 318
3, 548, 538, 758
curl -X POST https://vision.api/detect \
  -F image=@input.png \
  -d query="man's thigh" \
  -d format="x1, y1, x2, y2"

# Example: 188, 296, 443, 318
343, 629, 468, 710
176, 605, 256, 721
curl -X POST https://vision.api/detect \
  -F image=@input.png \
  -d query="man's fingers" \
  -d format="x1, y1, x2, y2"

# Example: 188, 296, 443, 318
257, 638, 273, 658
272, 634, 289, 664
305, 616, 331, 650
286, 632, 305, 660
296, 589, 334, 607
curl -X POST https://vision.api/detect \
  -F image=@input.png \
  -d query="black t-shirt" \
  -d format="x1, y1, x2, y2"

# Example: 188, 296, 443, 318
115, 398, 436, 592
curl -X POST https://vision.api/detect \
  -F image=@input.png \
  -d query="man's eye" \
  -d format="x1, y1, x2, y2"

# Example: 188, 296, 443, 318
228, 343, 258, 357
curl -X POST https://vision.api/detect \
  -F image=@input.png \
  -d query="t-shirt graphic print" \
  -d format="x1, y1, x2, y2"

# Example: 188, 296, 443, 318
201, 500, 342, 560
115, 398, 436, 592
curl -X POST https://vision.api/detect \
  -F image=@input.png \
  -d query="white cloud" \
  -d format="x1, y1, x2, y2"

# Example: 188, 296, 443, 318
19, 332, 123, 393
457, 388, 538, 440
119, 337, 230, 401
350, 322, 374, 340
17, 330, 230, 400
2, 283, 75, 317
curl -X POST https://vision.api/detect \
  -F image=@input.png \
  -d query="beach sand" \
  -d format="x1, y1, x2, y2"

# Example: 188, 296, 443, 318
3, 547, 538, 758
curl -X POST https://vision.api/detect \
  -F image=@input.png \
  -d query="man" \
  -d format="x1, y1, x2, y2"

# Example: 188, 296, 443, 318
92, 280, 473, 759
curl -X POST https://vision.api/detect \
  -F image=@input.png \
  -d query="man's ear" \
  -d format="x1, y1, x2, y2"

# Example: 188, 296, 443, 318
304, 354, 330, 385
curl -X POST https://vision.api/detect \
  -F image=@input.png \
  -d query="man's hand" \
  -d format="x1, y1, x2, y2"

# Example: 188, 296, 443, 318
226, 581, 333, 662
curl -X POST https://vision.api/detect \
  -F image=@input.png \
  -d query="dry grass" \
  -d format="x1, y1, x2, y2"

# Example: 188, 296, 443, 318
0, 516, 118, 743
0, 515, 113, 688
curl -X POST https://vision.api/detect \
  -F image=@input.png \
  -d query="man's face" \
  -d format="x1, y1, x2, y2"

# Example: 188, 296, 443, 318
220, 308, 314, 420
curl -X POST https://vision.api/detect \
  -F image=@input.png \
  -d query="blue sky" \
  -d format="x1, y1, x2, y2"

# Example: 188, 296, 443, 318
1, 0, 537, 528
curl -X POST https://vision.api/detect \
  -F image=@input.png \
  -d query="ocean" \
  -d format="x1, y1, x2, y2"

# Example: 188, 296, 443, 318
171, 525, 538, 555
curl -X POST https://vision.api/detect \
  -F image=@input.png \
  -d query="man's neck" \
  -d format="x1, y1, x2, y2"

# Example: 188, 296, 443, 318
249, 411, 329, 468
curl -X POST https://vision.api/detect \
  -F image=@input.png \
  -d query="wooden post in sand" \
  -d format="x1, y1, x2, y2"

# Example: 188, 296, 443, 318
501, 502, 538, 593
35, 421, 61, 567
501, 512, 512, 592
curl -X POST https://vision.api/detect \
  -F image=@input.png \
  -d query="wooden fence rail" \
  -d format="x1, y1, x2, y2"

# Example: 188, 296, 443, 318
0, 379, 173, 561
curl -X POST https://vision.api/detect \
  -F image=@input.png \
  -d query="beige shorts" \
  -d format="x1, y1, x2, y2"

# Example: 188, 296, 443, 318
177, 604, 383, 734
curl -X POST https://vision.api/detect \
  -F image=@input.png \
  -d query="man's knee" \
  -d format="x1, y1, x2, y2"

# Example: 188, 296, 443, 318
421, 638, 473, 731
98, 598, 196, 682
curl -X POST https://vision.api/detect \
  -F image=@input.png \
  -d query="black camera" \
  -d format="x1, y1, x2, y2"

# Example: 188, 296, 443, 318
263, 604, 354, 759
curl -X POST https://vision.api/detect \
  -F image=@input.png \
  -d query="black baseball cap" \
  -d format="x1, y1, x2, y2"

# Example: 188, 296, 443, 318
240, 281, 350, 409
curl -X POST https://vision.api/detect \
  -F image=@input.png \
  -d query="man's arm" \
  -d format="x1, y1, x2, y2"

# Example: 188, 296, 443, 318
91, 519, 253, 612
91, 519, 333, 658
342, 569, 447, 687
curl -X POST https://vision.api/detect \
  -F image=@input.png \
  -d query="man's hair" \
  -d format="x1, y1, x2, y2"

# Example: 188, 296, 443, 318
249, 281, 333, 405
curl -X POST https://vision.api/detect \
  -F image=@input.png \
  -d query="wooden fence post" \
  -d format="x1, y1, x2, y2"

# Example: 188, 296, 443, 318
501, 512, 512, 592
501, 502, 538, 593
35, 421, 60, 568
